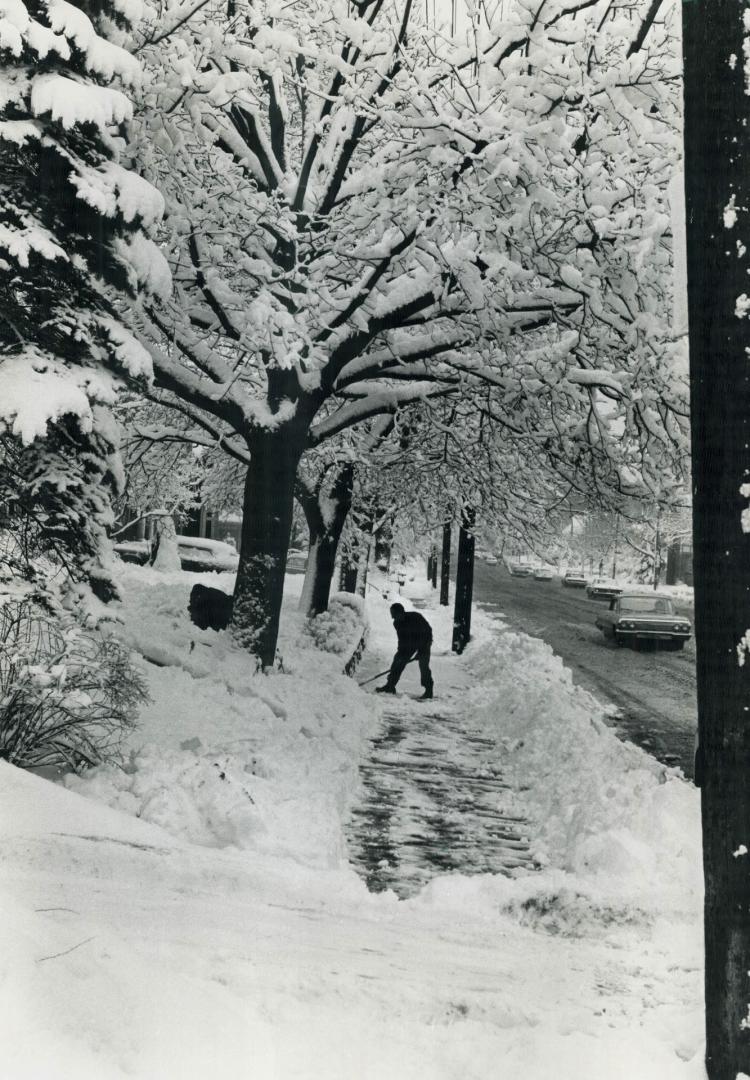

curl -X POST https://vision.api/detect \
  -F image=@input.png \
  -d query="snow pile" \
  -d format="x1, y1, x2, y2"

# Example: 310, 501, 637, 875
64, 565, 377, 869
463, 620, 700, 907
304, 591, 367, 656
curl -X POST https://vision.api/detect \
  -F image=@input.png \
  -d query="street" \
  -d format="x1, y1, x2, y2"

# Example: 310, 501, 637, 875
471, 562, 698, 780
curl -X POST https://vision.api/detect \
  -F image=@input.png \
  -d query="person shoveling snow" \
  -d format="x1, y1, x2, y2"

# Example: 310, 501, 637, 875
375, 603, 434, 699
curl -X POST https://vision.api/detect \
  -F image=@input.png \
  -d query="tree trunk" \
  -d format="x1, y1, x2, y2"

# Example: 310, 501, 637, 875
373, 512, 392, 568
232, 429, 304, 668
339, 541, 359, 593
440, 521, 451, 606
298, 464, 354, 617
430, 545, 438, 589
683, 3, 750, 1077
452, 507, 475, 654
356, 538, 370, 597
149, 511, 180, 572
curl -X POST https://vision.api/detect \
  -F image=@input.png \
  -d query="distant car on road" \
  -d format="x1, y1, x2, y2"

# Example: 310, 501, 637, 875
533, 567, 554, 581
595, 593, 692, 649
508, 563, 533, 577
586, 578, 622, 601
485, 555, 498, 565
562, 570, 587, 588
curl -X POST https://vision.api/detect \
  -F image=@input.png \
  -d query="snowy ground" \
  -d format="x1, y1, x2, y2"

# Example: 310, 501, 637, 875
0, 562, 705, 1079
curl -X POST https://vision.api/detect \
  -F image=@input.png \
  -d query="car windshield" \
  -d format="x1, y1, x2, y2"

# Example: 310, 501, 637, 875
618, 597, 674, 614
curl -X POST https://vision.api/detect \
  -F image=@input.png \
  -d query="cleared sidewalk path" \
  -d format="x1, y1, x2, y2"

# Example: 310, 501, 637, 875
346, 630, 537, 897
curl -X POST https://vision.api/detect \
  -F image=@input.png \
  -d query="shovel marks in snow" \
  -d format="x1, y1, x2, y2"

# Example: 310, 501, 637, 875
346, 706, 537, 898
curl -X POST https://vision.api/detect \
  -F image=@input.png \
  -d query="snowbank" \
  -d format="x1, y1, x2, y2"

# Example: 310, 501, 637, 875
463, 623, 701, 907
64, 565, 377, 869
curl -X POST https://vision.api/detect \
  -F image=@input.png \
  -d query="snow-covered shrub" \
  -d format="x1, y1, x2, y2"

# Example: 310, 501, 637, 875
0, 598, 147, 771
304, 594, 365, 656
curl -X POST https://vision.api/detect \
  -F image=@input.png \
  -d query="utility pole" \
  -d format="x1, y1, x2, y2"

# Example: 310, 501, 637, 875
652, 508, 661, 591
611, 514, 619, 580
452, 506, 475, 653
683, 0, 750, 1075
440, 521, 451, 606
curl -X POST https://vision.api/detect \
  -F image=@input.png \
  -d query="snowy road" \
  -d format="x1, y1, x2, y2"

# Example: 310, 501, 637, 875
471, 563, 698, 778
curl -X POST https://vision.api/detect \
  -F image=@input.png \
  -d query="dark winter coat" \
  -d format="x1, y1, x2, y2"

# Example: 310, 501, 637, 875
393, 611, 433, 656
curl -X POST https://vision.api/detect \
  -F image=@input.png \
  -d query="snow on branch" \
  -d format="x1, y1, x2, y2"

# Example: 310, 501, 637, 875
308, 382, 456, 446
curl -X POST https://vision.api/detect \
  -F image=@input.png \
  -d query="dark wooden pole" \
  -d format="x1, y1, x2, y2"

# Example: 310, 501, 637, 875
339, 540, 359, 593
429, 544, 438, 589
440, 521, 451, 606
683, 2, 750, 1076
452, 507, 475, 653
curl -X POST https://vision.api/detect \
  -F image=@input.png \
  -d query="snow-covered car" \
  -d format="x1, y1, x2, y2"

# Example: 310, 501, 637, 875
508, 563, 533, 577
533, 567, 554, 581
111, 539, 151, 565
586, 579, 622, 600
485, 555, 498, 565
176, 537, 239, 573
562, 570, 587, 587
286, 549, 308, 572
595, 593, 692, 649
113, 535, 239, 573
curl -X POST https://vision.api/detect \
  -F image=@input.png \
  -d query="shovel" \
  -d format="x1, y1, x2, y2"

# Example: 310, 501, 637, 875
358, 654, 418, 687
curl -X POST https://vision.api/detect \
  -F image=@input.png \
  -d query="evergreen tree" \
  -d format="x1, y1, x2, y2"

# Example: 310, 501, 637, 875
0, 0, 167, 605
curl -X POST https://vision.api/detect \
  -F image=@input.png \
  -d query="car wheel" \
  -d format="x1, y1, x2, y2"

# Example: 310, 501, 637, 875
613, 631, 626, 647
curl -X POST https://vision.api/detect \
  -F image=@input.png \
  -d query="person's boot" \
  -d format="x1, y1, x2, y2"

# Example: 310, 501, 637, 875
375, 684, 396, 694
419, 685, 434, 701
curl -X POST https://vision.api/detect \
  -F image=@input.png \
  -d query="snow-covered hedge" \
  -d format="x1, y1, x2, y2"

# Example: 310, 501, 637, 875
304, 593, 367, 657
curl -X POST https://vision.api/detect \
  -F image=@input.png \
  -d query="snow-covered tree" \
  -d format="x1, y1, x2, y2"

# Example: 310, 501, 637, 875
123, 0, 686, 666
0, 0, 168, 605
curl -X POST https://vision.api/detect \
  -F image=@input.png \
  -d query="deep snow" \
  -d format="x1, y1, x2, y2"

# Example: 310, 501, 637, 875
0, 562, 705, 1078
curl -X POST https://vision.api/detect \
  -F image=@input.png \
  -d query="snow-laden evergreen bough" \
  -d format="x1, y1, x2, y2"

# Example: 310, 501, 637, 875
124, 0, 688, 666
0, 0, 168, 607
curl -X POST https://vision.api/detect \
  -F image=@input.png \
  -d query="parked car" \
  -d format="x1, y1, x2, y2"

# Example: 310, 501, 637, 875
177, 537, 239, 573
562, 570, 587, 588
113, 535, 239, 573
286, 549, 308, 572
508, 563, 533, 577
586, 578, 622, 601
112, 539, 150, 565
533, 567, 554, 581
485, 555, 498, 565
595, 593, 692, 649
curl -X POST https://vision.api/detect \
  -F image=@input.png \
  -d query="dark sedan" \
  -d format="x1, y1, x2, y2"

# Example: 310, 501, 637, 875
595, 593, 691, 649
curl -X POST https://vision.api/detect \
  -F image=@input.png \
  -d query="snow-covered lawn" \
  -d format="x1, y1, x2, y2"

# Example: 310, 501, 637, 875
0, 564, 704, 1079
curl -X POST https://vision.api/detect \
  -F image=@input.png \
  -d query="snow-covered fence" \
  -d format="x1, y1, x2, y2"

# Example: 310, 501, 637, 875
343, 624, 369, 677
